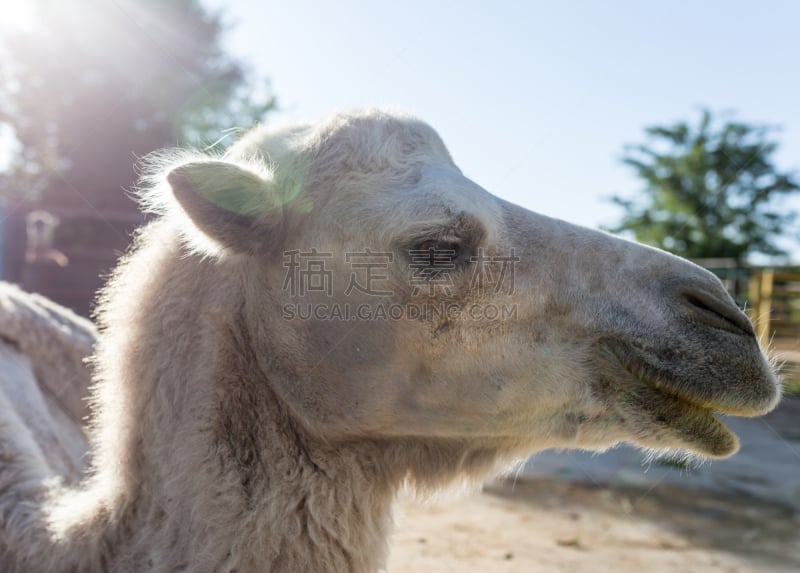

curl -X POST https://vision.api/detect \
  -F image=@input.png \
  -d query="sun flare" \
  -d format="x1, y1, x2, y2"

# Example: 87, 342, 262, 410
0, 2, 37, 33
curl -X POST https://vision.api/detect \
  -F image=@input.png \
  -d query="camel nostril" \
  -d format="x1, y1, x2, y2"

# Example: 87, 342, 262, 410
682, 289, 755, 337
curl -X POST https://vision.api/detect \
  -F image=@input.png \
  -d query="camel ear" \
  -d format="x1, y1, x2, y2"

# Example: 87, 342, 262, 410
167, 161, 284, 254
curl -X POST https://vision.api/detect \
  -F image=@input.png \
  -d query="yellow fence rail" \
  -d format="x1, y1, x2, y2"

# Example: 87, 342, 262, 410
746, 268, 800, 347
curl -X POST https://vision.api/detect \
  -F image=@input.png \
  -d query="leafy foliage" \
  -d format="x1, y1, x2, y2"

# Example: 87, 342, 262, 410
606, 110, 798, 261
0, 0, 275, 204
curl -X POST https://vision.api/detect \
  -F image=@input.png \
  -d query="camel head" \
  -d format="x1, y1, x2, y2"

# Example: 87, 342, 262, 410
159, 110, 779, 466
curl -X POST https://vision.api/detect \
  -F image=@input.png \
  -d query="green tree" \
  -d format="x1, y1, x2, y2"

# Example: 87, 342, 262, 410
0, 0, 275, 205
606, 109, 798, 261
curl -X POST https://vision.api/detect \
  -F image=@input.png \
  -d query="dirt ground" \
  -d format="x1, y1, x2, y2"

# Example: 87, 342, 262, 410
388, 396, 800, 572
389, 480, 799, 573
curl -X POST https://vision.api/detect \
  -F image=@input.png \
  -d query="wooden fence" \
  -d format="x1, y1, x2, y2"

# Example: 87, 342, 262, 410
747, 268, 800, 346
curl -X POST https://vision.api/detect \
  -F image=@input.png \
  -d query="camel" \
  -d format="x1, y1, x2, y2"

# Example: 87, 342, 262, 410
0, 282, 94, 481
0, 110, 781, 572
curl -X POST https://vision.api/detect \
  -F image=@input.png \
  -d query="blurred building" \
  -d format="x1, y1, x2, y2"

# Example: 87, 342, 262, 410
0, 189, 143, 317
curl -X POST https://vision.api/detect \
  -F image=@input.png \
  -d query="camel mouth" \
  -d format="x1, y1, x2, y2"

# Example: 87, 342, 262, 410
623, 357, 776, 418
616, 380, 741, 458
598, 338, 780, 459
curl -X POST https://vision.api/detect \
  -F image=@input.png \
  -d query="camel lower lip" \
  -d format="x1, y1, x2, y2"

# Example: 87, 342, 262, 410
622, 382, 740, 458
643, 389, 739, 458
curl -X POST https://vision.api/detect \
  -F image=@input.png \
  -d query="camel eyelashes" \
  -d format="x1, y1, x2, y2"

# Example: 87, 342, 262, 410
411, 238, 472, 268
414, 239, 460, 255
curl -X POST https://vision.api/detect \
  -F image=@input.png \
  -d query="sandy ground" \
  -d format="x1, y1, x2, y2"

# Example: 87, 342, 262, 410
388, 397, 800, 572
389, 480, 799, 573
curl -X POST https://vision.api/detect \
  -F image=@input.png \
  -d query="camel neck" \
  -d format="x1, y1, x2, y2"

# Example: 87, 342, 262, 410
25, 236, 402, 572
187, 309, 398, 572
36, 319, 400, 572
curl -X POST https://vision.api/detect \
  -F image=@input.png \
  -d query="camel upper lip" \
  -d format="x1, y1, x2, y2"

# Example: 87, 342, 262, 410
618, 355, 723, 413
643, 378, 728, 415
632, 362, 777, 418
600, 337, 778, 418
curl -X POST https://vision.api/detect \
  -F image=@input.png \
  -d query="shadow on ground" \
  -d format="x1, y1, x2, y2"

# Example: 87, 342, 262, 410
485, 478, 800, 571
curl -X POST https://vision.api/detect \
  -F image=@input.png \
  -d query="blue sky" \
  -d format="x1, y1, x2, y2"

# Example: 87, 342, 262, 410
1, 1, 798, 259
202, 0, 800, 260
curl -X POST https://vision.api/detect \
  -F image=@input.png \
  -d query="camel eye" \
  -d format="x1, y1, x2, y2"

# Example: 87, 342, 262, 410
411, 239, 467, 267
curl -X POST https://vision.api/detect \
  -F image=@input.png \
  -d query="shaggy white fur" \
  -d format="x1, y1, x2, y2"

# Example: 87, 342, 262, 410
0, 110, 779, 572
0, 283, 93, 479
